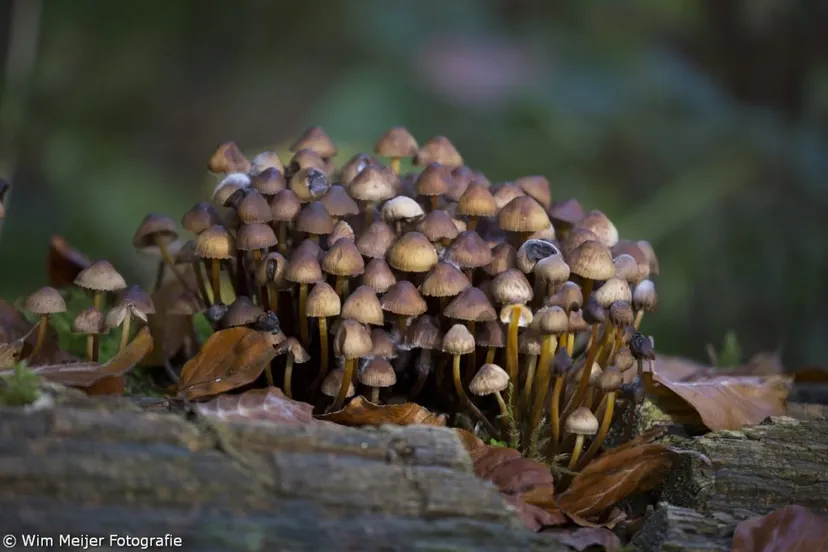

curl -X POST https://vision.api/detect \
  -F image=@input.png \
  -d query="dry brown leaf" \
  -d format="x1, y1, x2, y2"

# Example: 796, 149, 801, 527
792, 367, 828, 383
469, 444, 566, 531
177, 327, 277, 400
454, 427, 485, 453
85, 376, 127, 396
0, 298, 33, 344
545, 527, 621, 552
732, 504, 828, 552
196, 387, 327, 426
48, 235, 91, 288
557, 443, 674, 519
317, 396, 447, 426
9, 327, 154, 387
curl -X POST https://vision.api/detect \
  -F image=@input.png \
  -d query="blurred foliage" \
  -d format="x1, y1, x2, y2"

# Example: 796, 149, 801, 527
0, 361, 39, 406
1, 0, 827, 368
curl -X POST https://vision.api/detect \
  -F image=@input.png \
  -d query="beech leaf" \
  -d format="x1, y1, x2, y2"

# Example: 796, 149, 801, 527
196, 387, 326, 426
317, 396, 446, 426
546, 527, 622, 552
557, 443, 674, 519
177, 327, 277, 400
3, 326, 154, 387
732, 504, 828, 552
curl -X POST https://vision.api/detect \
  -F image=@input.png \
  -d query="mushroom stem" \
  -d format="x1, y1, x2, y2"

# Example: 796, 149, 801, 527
494, 390, 509, 420
395, 314, 407, 336
31, 314, 49, 359
467, 216, 477, 231
92, 291, 104, 360
548, 374, 565, 456
278, 223, 288, 255
85, 335, 95, 362
465, 320, 477, 381
568, 435, 586, 470
577, 392, 616, 470
335, 277, 349, 300
267, 283, 279, 313
152, 261, 165, 293
634, 310, 645, 331
364, 202, 374, 226
563, 324, 601, 417
264, 360, 274, 387
430, 196, 439, 211
333, 357, 355, 410
519, 353, 538, 413
154, 236, 191, 291
390, 157, 400, 175
192, 261, 211, 306
485, 346, 496, 365
308, 234, 319, 244
119, 313, 132, 353
283, 356, 295, 398
369, 386, 380, 404
529, 335, 558, 441
452, 353, 498, 437
209, 259, 222, 305
567, 332, 575, 357
506, 308, 520, 405
580, 278, 595, 303
318, 317, 329, 387
298, 283, 309, 346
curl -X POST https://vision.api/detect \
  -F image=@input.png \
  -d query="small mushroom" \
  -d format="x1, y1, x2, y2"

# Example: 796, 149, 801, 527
358, 357, 396, 403
306, 282, 341, 389
442, 324, 497, 437
565, 407, 598, 470
72, 307, 107, 361
23, 286, 67, 359
275, 337, 310, 397
106, 285, 155, 353
332, 320, 372, 410
469, 363, 509, 420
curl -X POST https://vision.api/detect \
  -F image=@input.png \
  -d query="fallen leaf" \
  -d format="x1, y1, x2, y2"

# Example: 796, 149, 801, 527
316, 396, 446, 426
0, 298, 33, 343
196, 387, 326, 426
48, 235, 91, 288
3, 327, 155, 387
557, 443, 674, 519
454, 427, 485, 453
545, 527, 621, 552
792, 367, 828, 383
732, 504, 828, 552
85, 376, 127, 396
0, 324, 38, 369
469, 444, 566, 531
177, 327, 277, 400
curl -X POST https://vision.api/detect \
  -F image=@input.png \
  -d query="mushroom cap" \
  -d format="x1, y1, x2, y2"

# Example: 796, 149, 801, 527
534, 254, 570, 285
420, 261, 470, 298
236, 223, 278, 251
582, 297, 606, 325
515, 175, 551, 210
195, 225, 236, 260
499, 304, 534, 327
359, 357, 397, 388
221, 296, 265, 328
133, 213, 178, 249
270, 189, 303, 222
275, 337, 310, 363
477, 320, 505, 348
24, 286, 67, 314
356, 221, 397, 259
321, 368, 355, 398
250, 151, 284, 175
417, 209, 459, 242
288, 149, 327, 176
548, 198, 585, 226
285, 251, 324, 284
74, 260, 127, 292
567, 241, 615, 281
444, 287, 496, 322
296, 201, 334, 236
404, 314, 442, 350
208, 142, 250, 174
442, 323, 475, 355
491, 268, 533, 306
238, 189, 274, 224
387, 232, 438, 273
182, 201, 223, 235
593, 277, 632, 309
415, 163, 452, 197
250, 167, 286, 196
341, 286, 384, 326
519, 330, 543, 355
636, 240, 660, 276
574, 210, 618, 248
349, 166, 396, 203
213, 173, 251, 206
614, 254, 640, 284
608, 301, 635, 328
374, 126, 418, 158
613, 346, 635, 372
306, 282, 341, 318
447, 165, 476, 200
532, 305, 569, 335
255, 251, 289, 289
362, 258, 397, 293
493, 183, 525, 211
484, 242, 516, 277
562, 227, 599, 258
553, 348, 574, 376
565, 406, 599, 435
320, 185, 360, 218
546, 281, 584, 312
290, 126, 337, 158
340, 152, 377, 187
322, 239, 365, 277
116, 285, 156, 316
329, 220, 355, 245
380, 281, 427, 317
598, 366, 623, 392
72, 307, 106, 334
414, 136, 463, 168
289, 166, 330, 202
633, 279, 658, 312
516, 239, 560, 274
370, 328, 398, 359
447, 230, 492, 269
382, 195, 424, 223
498, 196, 551, 233
469, 363, 509, 396
334, 319, 373, 359
457, 182, 497, 218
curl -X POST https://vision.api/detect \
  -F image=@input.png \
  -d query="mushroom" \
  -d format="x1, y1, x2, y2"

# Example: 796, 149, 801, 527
565, 407, 599, 470
527, 305, 567, 439
456, 183, 497, 232
23, 286, 67, 359
269, 189, 301, 254
332, 320, 372, 410
295, 201, 333, 244
357, 220, 397, 260
417, 209, 459, 246
207, 142, 250, 174
497, 196, 551, 244
133, 213, 191, 292
195, 225, 235, 306
576, 367, 623, 470
275, 337, 310, 397
290, 126, 337, 161
379, 281, 427, 335
362, 258, 396, 294
447, 230, 493, 282
321, 367, 354, 406
349, 166, 396, 225
71, 308, 107, 361
414, 136, 463, 169
442, 324, 497, 436
374, 126, 418, 175
322, 239, 364, 299
306, 282, 341, 389
106, 285, 155, 353
492, 269, 534, 399
548, 198, 585, 239
382, 196, 425, 234
320, 185, 360, 223
359, 357, 396, 403
469, 363, 510, 421
284, 249, 323, 347
387, 232, 439, 277
632, 279, 658, 330
415, 163, 452, 211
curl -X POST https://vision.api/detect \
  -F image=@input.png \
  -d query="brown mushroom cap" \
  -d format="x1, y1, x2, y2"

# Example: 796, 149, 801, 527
370, 328, 398, 359
374, 126, 418, 158
290, 126, 337, 158
608, 300, 635, 328
221, 296, 265, 328
306, 282, 342, 318
562, 227, 600, 258
387, 232, 438, 273
72, 307, 106, 334
294, 238, 324, 261
546, 281, 583, 312
269, 189, 303, 222
133, 213, 178, 249
415, 163, 452, 198
614, 254, 640, 284
447, 230, 493, 269
356, 221, 397, 259
633, 279, 658, 312
250, 167, 286, 196
442, 323, 475, 355
289, 166, 330, 202
404, 315, 442, 350
548, 198, 585, 226
534, 254, 570, 286
613, 346, 635, 372
340, 153, 378, 187
275, 337, 310, 363
593, 277, 632, 308
74, 260, 127, 292
321, 368, 355, 398
498, 196, 551, 233
320, 185, 360, 218
597, 366, 623, 392
359, 357, 397, 388
182, 202, 223, 235
493, 183, 525, 211
322, 239, 365, 277
237, 189, 274, 224
24, 286, 67, 314
611, 240, 651, 282
636, 240, 660, 276
362, 258, 397, 293
420, 261, 471, 298
457, 182, 497, 218
477, 320, 505, 348
565, 406, 599, 435
499, 304, 534, 327
574, 210, 618, 248
329, 220, 355, 245
285, 251, 324, 284
469, 363, 509, 396
491, 268, 533, 305
349, 166, 397, 203
208, 142, 250, 174
380, 281, 427, 317
414, 136, 463, 168
195, 225, 236, 260
416, 209, 459, 242
296, 201, 334, 236
515, 175, 551, 210
484, 242, 516, 277
341, 286, 384, 326
532, 305, 569, 335
334, 319, 373, 359
116, 285, 156, 316
236, 223, 278, 251
250, 151, 284, 175
567, 241, 616, 281
444, 286, 497, 322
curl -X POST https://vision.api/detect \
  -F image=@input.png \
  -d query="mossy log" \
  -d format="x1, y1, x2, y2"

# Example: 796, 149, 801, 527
0, 389, 566, 552
630, 503, 745, 552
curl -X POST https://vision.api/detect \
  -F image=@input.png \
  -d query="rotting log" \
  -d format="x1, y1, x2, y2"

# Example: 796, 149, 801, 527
630, 503, 746, 552
0, 388, 567, 552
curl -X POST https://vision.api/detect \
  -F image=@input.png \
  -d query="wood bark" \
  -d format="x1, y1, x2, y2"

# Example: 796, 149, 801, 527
0, 389, 566, 552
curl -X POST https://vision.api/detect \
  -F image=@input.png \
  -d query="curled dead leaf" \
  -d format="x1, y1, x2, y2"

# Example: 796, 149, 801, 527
1, 326, 154, 387
177, 327, 277, 400
317, 396, 446, 426
196, 387, 327, 426
48, 235, 91, 288
732, 504, 828, 552
557, 443, 674, 519
545, 527, 621, 552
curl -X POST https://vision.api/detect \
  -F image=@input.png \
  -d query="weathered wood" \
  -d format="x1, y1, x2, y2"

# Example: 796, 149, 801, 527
0, 389, 567, 552
630, 503, 745, 552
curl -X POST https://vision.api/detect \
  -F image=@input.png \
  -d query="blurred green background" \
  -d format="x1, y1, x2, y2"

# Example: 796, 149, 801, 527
0, 0, 826, 368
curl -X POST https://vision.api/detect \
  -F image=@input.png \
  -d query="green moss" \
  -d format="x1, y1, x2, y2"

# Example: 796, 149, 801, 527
0, 362, 40, 406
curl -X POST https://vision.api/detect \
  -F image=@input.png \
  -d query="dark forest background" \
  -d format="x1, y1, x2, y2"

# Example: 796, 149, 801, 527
1, 0, 826, 368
